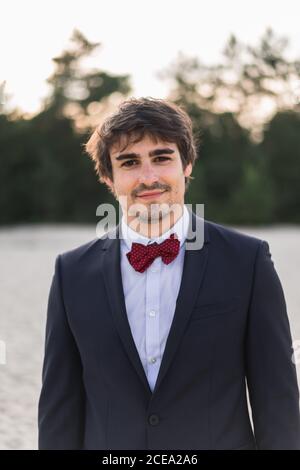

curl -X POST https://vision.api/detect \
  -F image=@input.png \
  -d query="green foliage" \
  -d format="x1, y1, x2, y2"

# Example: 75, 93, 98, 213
44, 29, 131, 117
0, 30, 129, 225
261, 111, 300, 222
0, 28, 299, 225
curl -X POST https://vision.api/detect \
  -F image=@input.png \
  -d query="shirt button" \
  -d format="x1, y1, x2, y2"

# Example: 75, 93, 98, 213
149, 310, 156, 317
149, 357, 157, 364
148, 414, 160, 426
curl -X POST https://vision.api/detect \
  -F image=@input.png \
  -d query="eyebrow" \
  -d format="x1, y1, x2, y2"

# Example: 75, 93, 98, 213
115, 147, 175, 161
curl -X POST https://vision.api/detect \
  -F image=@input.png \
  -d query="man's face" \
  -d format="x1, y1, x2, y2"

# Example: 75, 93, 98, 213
103, 134, 192, 228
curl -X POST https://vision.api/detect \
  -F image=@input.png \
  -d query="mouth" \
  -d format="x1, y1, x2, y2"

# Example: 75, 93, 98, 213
136, 190, 167, 200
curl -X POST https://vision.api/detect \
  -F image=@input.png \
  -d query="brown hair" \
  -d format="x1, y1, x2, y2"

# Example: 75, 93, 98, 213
84, 97, 199, 192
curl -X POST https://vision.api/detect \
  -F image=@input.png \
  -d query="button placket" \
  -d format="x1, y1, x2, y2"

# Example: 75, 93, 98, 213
145, 258, 161, 381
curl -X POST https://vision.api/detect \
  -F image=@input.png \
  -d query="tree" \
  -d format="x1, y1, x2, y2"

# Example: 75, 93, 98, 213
0, 30, 131, 224
160, 28, 300, 140
261, 111, 300, 222
44, 29, 131, 122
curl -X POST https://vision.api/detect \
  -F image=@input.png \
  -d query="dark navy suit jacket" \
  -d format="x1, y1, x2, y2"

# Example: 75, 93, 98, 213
38, 209, 300, 449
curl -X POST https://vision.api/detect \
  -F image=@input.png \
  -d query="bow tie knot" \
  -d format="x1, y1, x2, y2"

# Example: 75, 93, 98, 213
126, 233, 180, 273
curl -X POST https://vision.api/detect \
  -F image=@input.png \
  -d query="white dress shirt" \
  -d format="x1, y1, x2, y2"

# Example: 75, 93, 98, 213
120, 204, 190, 392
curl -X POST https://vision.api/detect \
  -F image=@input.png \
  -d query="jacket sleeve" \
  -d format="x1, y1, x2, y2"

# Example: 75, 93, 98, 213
245, 240, 300, 449
38, 254, 85, 449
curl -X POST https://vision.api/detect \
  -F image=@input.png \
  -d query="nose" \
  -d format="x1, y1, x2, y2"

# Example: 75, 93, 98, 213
137, 161, 159, 186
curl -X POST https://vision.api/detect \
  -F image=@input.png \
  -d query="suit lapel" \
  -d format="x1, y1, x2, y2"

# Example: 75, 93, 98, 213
152, 208, 210, 395
101, 224, 153, 395
100, 208, 210, 397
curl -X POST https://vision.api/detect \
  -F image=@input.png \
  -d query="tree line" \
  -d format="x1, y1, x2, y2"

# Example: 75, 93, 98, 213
1, 28, 299, 225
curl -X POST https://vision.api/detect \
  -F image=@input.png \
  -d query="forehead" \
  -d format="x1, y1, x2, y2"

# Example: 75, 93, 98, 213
110, 133, 179, 158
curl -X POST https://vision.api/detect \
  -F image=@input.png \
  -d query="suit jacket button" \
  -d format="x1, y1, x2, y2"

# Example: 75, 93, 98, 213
148, 414, 160, 426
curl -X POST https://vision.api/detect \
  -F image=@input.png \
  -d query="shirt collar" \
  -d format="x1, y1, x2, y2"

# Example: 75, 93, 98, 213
120, 204, 190, 251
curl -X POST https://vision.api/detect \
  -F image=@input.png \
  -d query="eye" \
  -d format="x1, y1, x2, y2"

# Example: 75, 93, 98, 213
121, 156, 171, 168
121, 160, 139, 167
155, 157, 170, 162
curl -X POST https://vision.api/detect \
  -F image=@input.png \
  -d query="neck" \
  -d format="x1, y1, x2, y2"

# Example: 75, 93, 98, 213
124, 204, 184, 239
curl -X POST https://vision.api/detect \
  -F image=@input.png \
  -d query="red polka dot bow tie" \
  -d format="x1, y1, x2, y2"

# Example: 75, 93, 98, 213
126, 233, 180, 273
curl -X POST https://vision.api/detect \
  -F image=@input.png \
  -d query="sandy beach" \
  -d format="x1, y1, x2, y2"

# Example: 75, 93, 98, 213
0, 224, 299, 449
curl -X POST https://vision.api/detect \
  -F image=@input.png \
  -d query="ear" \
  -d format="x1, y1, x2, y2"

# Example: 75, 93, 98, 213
184, 163, 193, 178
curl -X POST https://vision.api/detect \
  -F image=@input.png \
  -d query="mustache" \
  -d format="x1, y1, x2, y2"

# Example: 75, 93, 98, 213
133, 184, 169, 197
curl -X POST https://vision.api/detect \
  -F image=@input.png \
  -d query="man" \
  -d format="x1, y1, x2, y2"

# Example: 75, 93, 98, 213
38, 97, 300, 450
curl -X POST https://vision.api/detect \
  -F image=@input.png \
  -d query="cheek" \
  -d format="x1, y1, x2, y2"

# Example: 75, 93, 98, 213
159, 165, 181, 181
161, 165, 186, 185
114, 174, 135, 195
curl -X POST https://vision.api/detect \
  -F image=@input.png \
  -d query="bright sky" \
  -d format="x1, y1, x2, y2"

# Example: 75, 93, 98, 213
1, 0, 300, 114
